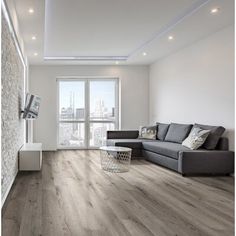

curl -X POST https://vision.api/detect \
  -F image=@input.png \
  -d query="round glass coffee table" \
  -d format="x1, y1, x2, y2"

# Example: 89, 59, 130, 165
99, 146, 132, 173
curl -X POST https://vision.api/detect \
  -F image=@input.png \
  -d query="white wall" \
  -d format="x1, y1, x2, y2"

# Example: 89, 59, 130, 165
29, 65, 149, 150
149, 25, 234, 150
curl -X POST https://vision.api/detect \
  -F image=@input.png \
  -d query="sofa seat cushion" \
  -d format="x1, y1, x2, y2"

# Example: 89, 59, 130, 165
142, 141, 190, 159
106, 139, 145, 149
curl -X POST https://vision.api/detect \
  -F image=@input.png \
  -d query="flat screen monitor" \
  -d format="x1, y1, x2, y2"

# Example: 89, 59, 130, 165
23, 93, 41, 119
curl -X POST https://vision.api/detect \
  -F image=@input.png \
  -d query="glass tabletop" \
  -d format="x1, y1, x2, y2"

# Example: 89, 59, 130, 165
100, 146, 132, 152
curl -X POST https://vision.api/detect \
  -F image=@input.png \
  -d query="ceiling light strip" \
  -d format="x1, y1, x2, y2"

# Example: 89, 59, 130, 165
44, 56, 128, 61
128, 0, 211, 58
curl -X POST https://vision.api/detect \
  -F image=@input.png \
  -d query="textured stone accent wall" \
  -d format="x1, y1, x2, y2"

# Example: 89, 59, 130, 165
1, 12, 25, 201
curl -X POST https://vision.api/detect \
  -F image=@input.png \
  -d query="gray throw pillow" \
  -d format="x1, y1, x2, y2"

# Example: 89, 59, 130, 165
156, 122, 169, 141
182, 127, 210, 150
139, 126, 157, 140
165, 123, 192, 144
193, 124, 225, 150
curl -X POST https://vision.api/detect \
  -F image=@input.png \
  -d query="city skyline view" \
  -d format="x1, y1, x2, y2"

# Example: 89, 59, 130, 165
59, 81, 116, 119
58, 80, 117, 147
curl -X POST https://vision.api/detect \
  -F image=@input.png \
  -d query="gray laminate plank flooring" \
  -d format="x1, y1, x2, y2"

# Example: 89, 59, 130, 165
2, 150, 234, 236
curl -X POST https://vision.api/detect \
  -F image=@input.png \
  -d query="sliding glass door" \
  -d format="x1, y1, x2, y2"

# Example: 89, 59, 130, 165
58, 78, 119, 149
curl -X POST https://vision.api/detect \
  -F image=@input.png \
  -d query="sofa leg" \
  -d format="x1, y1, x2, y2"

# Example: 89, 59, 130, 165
182, 173, 186, 177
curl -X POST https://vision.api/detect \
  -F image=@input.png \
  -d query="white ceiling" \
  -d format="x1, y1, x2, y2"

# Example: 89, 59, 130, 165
12, 0, 234, 65
44, 0, 196, 57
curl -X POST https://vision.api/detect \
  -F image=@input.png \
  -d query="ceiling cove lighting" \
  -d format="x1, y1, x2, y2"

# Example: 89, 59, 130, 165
211, 7, 220, 14
34, 52, 38, 56
32, 36, 36, 40
128, 0, 210, 58
44, 56, 128, 61
28, 8, 34, 14
142, 52, 147, 56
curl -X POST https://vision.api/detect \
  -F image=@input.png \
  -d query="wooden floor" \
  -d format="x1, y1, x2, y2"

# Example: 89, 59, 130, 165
2, 150, 234, 236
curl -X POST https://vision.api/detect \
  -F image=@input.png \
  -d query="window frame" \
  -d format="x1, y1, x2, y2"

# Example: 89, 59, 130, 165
57, 77, 120, 149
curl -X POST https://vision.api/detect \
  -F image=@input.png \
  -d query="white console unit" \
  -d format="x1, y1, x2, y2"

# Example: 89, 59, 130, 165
19, 143, 42, 171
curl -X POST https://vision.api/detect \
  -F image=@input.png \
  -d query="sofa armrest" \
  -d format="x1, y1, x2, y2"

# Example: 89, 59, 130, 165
178, 150, 234, 175
107, 130, 139, 139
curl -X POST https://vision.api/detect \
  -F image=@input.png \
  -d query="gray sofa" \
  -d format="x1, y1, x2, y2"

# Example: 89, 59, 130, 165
106, 124, 234, 176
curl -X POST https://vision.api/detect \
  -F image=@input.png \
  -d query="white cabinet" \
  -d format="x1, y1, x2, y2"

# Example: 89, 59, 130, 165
19, 143, 42, 171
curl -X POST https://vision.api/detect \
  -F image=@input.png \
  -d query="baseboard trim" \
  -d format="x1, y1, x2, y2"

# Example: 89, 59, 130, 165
1, 171, 18, 208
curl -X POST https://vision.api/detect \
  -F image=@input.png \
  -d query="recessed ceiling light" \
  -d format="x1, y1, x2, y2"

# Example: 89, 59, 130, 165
115, 61, 119, 65
211, 8, 220, 14
142, 52, 147, 56
34, 52, 38, 56
168, 35, 174, 41
32, 36, 36, 40
28, 8, 34, 14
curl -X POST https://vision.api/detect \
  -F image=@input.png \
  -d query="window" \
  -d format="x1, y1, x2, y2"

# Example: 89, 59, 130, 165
58, 78, 119, 148
58, 81, 85, 148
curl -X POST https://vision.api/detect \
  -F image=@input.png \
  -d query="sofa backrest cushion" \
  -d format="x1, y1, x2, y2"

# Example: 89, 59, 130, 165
156, 122, 169, 141
193, 123, 225, 150
165, 123, 192, 144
